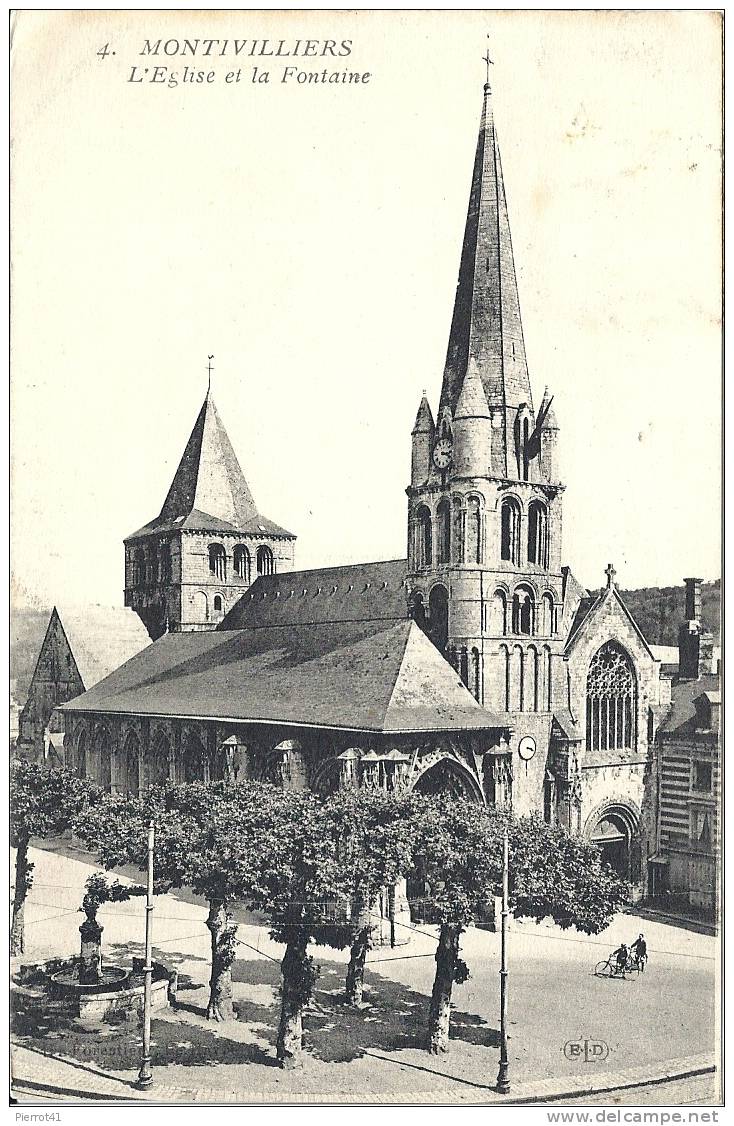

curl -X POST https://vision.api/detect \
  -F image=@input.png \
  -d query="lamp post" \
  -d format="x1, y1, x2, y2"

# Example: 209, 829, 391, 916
137, 820, 155, 1090
496, 826, 510, 1094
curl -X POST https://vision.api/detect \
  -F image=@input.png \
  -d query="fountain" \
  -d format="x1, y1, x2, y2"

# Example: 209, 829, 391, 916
17, 873, 174, 1023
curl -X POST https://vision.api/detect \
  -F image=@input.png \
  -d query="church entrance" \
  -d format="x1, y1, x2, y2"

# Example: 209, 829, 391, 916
587, 805, 639, 882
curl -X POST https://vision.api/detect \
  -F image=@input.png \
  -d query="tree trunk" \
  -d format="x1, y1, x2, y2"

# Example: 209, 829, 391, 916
205, 900, 235, 1021
11, 837, 31, 956
427, 922, 461, 1054
345, 926, 370, 1006
276, 931, 311, 1069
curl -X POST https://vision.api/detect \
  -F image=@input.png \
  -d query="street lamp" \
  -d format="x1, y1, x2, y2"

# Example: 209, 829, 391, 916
136, 820, 155, 1090
496, 826, 510, 1094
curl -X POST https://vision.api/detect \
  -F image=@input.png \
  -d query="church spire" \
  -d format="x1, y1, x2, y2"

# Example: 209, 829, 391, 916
438, 78, 533, 477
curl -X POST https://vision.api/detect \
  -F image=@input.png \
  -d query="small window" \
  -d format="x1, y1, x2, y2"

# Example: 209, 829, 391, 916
213, 595, 223, 614
692, 761, 713, 793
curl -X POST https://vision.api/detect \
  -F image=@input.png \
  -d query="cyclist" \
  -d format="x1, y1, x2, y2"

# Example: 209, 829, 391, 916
611, 942, 629, 978
630, 933, 648, 971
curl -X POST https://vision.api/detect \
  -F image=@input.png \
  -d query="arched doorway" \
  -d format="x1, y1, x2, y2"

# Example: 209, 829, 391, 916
586, 804, 640, 882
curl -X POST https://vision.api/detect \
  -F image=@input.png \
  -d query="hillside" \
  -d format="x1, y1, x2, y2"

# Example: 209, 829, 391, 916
616, 580, 721, 647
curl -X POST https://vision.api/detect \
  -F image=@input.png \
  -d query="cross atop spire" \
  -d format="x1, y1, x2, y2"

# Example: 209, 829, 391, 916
482, 38, 493, 90
605, 563, 617, 590
206, 354, 214, 395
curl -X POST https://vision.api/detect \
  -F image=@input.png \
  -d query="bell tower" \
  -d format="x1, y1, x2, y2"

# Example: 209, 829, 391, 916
407, 75, 565, 715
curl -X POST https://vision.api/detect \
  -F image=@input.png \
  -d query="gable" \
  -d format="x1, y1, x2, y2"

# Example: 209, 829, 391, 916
565, 587, 655, 664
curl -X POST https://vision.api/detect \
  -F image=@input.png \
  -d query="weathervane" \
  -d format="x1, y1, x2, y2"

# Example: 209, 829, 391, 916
206, 354, 214, 395
483, 37, 494, 90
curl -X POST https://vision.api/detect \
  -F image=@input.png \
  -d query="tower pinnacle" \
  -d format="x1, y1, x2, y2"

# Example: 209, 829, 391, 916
438, 77, 533, 477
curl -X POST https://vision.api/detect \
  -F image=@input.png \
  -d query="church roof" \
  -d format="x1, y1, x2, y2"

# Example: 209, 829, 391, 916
220, 558, 410, 629
62, 617, 503, 735
126, 394, 295, 541
438, 81, 533, 473
51, 605, 151, 691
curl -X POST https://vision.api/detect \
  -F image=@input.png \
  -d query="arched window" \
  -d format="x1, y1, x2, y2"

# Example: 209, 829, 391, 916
149, 731, 171, 787
586, 642, 637, 752
512, 584, 535, 636
92, 726, 112, 790
452, 497, 465, 563
471, 647, 481, 702
415, 506, 432, 569
528, 500, 548, 567
123, 731, 141, 797
544, 645, 552, 711
522, 417, 530, 481
213, 594, 223, 614
435, 498, 451, 565
528, 645, 539, 712
459, 646, 469, 688
408, 590, 426, 629
196, 591, 209, 622
76, 729, 88, 779
428, 584, 449, 653
492, 589, 508, 635
500, 645, 510, 710
512, 645, 524, 711
541, 592, 555, 636
234, 544, 251, 582
148, 547, 159, 586
257, 545, 274, 576
182, 730, 208, 783
133, 549, 145, 588
209, 543, 227, 581
160, 543, 172, 584
466, 496, 482, 564
500, 499, 521, 564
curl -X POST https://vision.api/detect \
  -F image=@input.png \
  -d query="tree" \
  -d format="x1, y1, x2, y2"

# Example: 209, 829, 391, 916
322, 787, 420, 1006
77, 780, 281, 1021
414, 799, 629, 1054
10, 759, 101, 956
241, 786, 352, 1068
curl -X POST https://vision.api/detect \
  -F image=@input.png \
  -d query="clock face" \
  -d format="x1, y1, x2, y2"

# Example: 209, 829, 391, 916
432, 437, 453, 469
518, 736, 537, 762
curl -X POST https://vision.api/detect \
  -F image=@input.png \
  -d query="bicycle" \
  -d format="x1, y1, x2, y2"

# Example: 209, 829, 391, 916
594, 953, 641, 979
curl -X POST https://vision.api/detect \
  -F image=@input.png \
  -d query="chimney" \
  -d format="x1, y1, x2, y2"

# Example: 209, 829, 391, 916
678, 577, 713, 679
684, 577, 702, 622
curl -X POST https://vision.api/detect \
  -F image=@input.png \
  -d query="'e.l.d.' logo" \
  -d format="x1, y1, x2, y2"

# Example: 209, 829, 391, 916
563, 1038, 609, 1063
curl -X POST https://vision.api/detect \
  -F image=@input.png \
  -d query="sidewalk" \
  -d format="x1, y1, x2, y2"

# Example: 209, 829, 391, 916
11, 1043, 716, 1105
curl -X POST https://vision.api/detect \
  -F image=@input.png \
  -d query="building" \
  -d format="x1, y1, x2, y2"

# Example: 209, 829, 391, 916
649, 578, 720, 912
62, 74, 674, 895
16, 605, 150, 763
124, 391, 296, 640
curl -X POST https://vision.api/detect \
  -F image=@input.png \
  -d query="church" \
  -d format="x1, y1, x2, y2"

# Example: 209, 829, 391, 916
61, 75, 670, 895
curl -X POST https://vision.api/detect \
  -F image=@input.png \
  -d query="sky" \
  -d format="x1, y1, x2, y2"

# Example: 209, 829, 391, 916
11, 10, 722, 610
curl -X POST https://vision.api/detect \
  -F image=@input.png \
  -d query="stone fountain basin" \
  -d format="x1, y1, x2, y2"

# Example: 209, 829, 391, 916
42, 958, 174, 1021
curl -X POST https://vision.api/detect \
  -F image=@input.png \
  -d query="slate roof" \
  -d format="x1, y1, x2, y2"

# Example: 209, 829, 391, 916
63, 618, 504, 734
53, 606, 151, 690
659, 674, 720, 737
126, 395, 295, 541
220, 559, 410, 630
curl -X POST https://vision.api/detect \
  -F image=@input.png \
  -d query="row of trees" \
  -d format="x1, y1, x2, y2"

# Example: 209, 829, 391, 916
11, 761, 629, 1067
